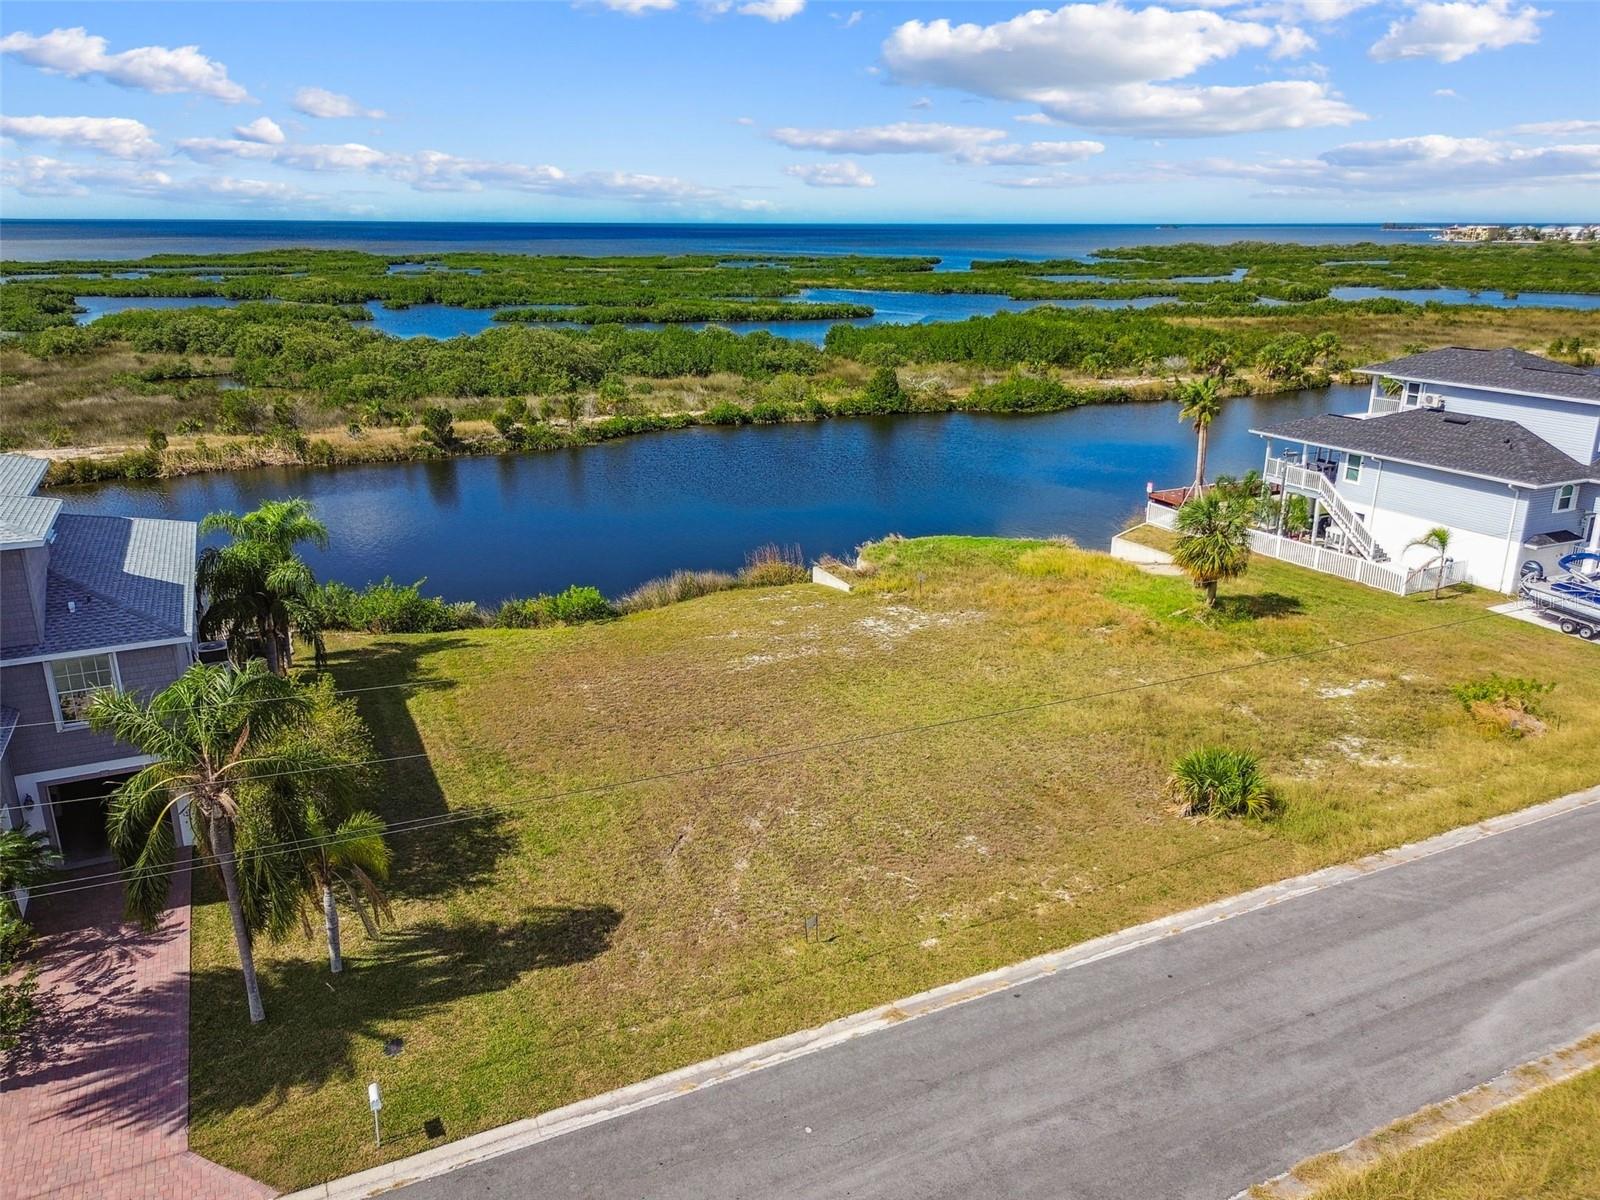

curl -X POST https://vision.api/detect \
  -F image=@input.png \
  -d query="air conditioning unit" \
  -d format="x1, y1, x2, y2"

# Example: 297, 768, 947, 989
1422, 393, 1445, 410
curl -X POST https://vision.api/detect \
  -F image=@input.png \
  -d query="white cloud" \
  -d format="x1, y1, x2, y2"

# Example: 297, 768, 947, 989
1229, 0, 1381, 19
1191, 133, 1600, 192
880, 3, 1360, 136
739, 0, 804, 19
839, 10, 864, 28
1270, 24, 1317, 57
290, 86, 386, 120
178, 137, 390, 172
1370, 1, 1545, 63
169, 135, 754, 208
1434, 88, 1461, 99
770, 121, 1007, 155
0, 26, 250, 103
910, 97, 933, 110
1506, 119, 1600, 136
1, 154, 335, 209
785, 161, 875, 187
234, 116, 286, 145
769, 121, 1104, 166
966, 139, 1105, 165
0, 114, 159, 159
588, 0, 678, 12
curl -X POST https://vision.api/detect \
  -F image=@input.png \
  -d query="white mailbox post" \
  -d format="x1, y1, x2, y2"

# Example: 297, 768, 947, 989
368, 1081, 383, 1147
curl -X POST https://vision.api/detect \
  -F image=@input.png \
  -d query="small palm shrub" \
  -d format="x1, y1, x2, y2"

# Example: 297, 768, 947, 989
1169, 747, 1276, 819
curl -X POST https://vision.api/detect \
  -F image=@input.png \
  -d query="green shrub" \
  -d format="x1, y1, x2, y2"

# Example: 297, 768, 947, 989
420, 404, 455, 447
966, 374, 1082, 413
864, 365, 904, 406
492, 585, 614, 628
1168, 747, 1276, 819
704, 401, 751, 425
1450, 675, 1552, 713
307, 579, 463, 634
1451, 674, 1553, 736
546, 584, 612, 623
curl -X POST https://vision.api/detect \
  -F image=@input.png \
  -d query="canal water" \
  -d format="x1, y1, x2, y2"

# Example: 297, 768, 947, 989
55, 386, 1360, 602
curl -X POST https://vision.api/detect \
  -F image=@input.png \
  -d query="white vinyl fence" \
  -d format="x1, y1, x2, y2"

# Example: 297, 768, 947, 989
1142, 502, 1468, 596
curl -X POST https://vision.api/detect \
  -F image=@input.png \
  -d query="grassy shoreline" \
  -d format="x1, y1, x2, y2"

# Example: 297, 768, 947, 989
184, 535, 1600, 1189
29, 369, 1223, 486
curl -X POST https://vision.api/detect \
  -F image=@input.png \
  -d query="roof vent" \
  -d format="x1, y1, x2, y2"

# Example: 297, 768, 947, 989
1442, 412, 1471, 425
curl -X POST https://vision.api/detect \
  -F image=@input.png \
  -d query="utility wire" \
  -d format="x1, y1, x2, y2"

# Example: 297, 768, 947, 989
19, 607, 1496, 901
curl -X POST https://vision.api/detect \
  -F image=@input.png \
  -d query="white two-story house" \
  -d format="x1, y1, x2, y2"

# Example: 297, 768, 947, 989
1, 453, 199, 876
1146, 347, 1600, 596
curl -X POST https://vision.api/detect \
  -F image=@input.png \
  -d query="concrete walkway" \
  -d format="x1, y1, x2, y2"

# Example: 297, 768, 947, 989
0, 861, 274, 1200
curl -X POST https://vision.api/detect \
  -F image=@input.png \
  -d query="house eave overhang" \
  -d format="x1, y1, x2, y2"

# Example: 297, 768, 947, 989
1350, 366, 1600, 408
1247, 425, 1593, 489
0, 634, 194, 669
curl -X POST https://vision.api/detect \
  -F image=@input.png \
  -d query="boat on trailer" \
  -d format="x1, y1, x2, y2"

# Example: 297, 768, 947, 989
1520, 551, 1600, 640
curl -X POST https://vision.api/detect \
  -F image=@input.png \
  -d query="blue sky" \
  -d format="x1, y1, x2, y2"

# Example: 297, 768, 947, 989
1, 1, 1595, 222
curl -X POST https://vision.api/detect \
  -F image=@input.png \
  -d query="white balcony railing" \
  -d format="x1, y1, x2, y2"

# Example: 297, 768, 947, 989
1263, 458, 1379, 560
1142, 500, 1467, 596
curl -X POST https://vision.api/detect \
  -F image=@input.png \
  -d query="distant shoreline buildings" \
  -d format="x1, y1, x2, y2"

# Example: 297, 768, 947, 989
1434, 224, 1599, 243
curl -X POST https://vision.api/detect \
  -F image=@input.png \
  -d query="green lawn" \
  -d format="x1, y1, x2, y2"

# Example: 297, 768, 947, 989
1298, 1064, 1600, 1199
185, 536, 1600, 1189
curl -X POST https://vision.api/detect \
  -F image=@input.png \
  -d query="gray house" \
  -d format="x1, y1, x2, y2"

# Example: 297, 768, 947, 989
1148, 348, 1600, 594
0, 453, 199, 870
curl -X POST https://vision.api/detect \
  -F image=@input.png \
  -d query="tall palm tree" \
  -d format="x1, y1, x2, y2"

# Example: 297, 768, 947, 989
88, 662, 324, 1024
199, 499, 328, 675
1172, 490, 1254, 608
237, 680, 387, 974
1406, 526, 1453, 599
1177, 376, 1223, 498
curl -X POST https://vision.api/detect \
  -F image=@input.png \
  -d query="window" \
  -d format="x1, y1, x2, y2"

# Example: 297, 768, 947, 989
1553, 484, 1575, 513
1402, 382, 1421, 407
1343, 454, 1363, 484
48, 654, 119, 727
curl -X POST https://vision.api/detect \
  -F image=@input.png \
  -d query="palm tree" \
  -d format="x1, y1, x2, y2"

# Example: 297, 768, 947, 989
1172, 490, 1254, 608
1177, 376, 1223, 498
238, 679, 388, 974
199, 499, 328, 675
87, 662, 323, 1024
302, 809, 391, 973
1406, 526, 1453, 599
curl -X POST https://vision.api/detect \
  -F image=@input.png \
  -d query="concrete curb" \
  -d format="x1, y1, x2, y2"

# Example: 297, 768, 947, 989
282, 784, 1600, 1200
1238, 1028, 1600, 1199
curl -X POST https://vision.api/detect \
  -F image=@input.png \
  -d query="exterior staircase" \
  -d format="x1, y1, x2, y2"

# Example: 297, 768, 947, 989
1264, 460, 1388, 562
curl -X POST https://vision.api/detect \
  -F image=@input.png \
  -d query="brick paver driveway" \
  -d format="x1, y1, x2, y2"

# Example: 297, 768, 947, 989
1, 861, 274, 1200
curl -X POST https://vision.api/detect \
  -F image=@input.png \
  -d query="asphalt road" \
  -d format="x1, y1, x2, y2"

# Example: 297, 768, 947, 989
397, 800, 1600, 1200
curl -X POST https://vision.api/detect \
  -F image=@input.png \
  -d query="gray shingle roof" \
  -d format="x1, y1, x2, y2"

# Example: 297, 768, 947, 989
0, 453, 49, 497
0, 495, 63, 548
1354, 347, 1600, 404
1, 514, 196, 658
1251, 408, 1596, 487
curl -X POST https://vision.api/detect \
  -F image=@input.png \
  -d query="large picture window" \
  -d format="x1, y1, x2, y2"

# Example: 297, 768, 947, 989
49, 654, 119, 727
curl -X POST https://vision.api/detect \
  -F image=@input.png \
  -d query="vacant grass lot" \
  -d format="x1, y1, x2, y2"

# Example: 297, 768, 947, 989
186, 537, 1600, 1189
1302, 1065, 1600, 1199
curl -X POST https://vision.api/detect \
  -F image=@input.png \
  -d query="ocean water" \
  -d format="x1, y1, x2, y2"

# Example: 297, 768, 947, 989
0, 220, 1442, 265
